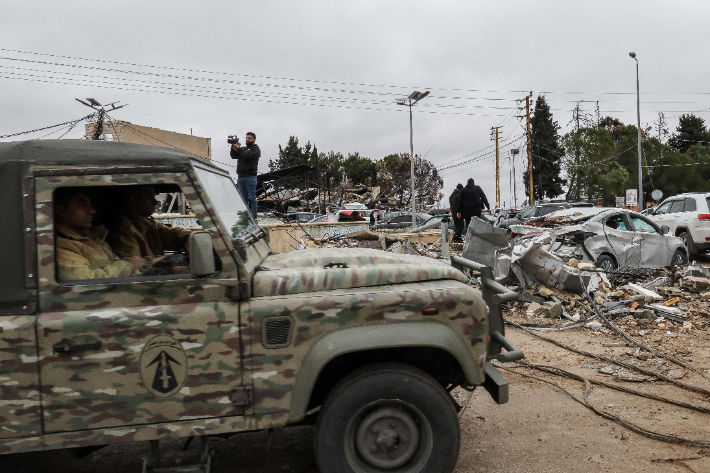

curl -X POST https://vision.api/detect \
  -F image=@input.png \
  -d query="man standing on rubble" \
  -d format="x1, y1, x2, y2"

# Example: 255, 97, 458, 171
456, 178, 491, 236
230, 132, 261, 219
449, 183, 464, 243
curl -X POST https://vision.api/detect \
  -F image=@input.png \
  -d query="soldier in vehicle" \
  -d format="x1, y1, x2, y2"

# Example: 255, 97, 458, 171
109, 186, 193, 259
55, 189, 145, 281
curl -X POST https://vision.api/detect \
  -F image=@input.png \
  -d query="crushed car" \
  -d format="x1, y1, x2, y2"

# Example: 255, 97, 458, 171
463, 207, 688, 293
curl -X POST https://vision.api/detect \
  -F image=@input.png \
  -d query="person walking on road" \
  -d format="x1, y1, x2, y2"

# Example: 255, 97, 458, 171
449, 183, 464, 242
456, 178, 491, 237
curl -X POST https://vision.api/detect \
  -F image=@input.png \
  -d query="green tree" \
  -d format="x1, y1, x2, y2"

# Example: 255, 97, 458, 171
523, 95, 566, 200
341, 152, 377, 187
377, 153, 443, 209
562, 127, 628, 201
669, 114, 709, 153
270, 135, 319, 190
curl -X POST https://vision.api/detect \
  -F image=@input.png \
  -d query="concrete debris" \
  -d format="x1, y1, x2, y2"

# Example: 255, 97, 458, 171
681, 276, 710, 293
627, 284, 663, 300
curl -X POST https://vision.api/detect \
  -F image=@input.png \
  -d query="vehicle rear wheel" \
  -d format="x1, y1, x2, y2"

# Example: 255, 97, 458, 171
672, 249, 688, 267
596, 254, 617, 272
678, 232, 698, 259
314, 363, 460, 473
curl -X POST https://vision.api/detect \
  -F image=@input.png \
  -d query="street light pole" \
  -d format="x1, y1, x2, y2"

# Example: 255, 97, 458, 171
396, 91, 430, 229
630, 52, 643, 211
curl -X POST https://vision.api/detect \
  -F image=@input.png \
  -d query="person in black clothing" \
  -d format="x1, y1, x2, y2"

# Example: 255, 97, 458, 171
230, 132, 261, 218
449, 183, 464, 242
456, 178, 491, 236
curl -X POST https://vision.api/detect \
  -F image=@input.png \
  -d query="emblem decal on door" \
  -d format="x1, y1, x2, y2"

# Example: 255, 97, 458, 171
140, 335, 187, 397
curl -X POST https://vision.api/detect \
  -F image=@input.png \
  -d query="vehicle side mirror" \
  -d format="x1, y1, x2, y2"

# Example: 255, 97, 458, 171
647, 208, 655, 215
189, 231, 215, 277
660, 225, 670, 235
515, 213, 521, 219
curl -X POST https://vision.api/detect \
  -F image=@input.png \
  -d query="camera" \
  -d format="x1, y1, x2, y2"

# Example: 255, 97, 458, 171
227, 135, 240, 145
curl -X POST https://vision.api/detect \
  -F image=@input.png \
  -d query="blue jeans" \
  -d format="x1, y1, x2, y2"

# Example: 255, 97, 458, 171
237, 175, 258, 219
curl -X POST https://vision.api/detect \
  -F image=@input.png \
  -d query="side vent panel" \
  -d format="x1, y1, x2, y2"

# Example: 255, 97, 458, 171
262, 316, 294, 348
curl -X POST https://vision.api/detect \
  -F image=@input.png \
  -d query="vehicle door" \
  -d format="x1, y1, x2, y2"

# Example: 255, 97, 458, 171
629, 214, 673, 267
602, 213, 641, 268
34, 169, 245, 436
651, 199, 680, 233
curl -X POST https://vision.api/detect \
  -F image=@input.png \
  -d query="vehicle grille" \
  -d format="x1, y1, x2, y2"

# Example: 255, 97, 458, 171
263, 316, 294, 348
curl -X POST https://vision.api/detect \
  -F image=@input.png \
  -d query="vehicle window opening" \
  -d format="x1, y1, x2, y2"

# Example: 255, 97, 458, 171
670, 200, 685, 213
604, 215, 627, 231
52, 184, 220, 283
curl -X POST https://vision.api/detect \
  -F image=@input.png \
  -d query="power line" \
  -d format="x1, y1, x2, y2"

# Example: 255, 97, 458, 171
0, 113, 92, 139
0, 74, 515, 117
9, 48, 710, 98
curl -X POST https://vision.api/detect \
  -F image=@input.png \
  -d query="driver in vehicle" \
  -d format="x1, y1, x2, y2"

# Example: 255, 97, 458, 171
55, 189, 145, 281
109, 186, 193, 259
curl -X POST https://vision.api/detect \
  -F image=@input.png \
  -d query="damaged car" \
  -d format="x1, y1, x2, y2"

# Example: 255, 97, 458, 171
514, 208, 688, 270
463, 207, 688, 293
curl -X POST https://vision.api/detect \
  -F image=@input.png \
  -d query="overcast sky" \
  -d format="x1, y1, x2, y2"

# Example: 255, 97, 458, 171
3, 1, 710, 208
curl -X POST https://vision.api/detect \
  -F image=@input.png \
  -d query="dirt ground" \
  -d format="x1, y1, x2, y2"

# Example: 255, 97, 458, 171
3, 259, 710, 472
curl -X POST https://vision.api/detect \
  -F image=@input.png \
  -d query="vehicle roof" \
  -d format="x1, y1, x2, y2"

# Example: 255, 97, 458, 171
0, 140, 223, 315
0, 139, 209, 167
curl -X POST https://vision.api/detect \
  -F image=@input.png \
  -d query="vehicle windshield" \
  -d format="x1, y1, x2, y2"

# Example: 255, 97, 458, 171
193, 167, 254, 237
519, 207, 536, 219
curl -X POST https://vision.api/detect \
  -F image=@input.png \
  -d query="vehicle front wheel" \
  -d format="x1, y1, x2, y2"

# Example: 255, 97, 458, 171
314, 363, 460, 473
672, 249, 688, 267
596, 254, 617, 272
678, 232, 698, 259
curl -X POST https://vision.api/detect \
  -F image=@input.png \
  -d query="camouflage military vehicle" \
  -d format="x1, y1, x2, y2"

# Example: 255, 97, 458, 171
0, 140, 522, 473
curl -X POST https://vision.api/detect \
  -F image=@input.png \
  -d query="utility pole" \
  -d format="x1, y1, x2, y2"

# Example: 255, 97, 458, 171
491, 126, 501, 208
629, 52, 643, 211
396, 91, 430, 229
525, 93, 534, 205
75, 98, 126, 140
510, 148, 520, 208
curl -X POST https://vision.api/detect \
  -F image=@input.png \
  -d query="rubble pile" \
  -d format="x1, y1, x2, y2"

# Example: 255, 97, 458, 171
504, 264, 710, 340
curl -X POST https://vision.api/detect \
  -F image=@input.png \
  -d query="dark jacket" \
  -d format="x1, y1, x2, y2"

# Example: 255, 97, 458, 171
448, 189, 461, 214
230, 143, 261, 177
457, 183, 490, 213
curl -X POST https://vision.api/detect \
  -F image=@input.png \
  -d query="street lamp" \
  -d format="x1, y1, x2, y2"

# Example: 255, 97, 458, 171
629, 52, 643, 211
396, 90, 430, 229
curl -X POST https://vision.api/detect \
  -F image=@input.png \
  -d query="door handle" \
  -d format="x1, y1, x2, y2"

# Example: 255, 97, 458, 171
53, 340, 102, 354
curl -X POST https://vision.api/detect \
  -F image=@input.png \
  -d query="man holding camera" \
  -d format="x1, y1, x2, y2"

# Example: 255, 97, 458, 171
230, 132, 261, 218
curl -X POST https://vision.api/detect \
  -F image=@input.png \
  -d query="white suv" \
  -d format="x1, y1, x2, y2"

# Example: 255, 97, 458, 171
648, 193, 710, 259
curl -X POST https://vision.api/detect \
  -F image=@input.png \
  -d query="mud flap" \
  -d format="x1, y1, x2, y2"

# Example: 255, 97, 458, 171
483, 362, 509, 404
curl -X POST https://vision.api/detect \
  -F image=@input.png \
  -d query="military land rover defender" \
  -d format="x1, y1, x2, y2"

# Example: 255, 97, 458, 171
0, 140, 522, 473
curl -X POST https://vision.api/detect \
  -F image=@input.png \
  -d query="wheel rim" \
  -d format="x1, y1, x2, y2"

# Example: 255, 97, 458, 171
344, 400, 433, 472
599, 259, 615, 272
673, 251, 687, 266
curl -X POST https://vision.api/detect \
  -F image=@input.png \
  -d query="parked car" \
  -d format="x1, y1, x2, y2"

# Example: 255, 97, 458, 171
282, 212, 318, 223
497, 202, 594, 229
373, 212, 434, 230
646, 192, 710, 259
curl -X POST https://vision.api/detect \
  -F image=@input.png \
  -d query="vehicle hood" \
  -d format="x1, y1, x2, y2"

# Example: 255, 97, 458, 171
252, 248, 467, 297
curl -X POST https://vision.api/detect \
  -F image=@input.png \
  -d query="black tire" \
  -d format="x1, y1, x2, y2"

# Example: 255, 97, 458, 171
314, 363, 460, 473
678, 232, 698, 259
672, 248, 688, 267
596, 254, 617, 272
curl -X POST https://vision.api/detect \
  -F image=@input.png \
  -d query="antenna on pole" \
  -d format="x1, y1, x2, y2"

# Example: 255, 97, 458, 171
75, 98, 127, 140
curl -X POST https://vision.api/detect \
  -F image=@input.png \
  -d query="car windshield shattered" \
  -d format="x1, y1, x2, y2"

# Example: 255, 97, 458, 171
194, 167, 254, 237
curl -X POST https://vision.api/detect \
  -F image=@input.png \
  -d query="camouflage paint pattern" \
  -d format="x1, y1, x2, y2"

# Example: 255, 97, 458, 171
0, 315, 42, 440
245, 278, 487, 414
253, 248, 467, 297
32, 170, 244, 434
0, 158, 491, 456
